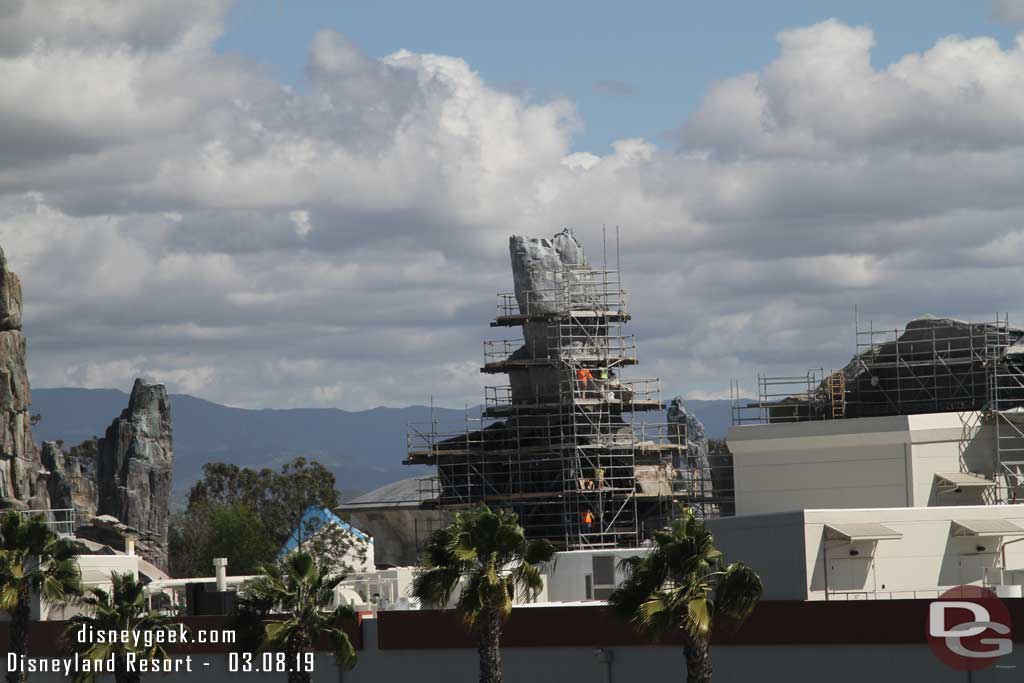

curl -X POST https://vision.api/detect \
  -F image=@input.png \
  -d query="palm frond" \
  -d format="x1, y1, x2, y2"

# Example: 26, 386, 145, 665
326, 626, 357, 671
523, 539, 555, 566
608, 508, 763, 641
714, 562, 763, 623
412, 564, 463, 608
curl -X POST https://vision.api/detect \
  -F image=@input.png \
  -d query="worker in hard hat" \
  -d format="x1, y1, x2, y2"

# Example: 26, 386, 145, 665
576, 367, 594, 397
582, 509, 595, 530
597, 366, 612, 401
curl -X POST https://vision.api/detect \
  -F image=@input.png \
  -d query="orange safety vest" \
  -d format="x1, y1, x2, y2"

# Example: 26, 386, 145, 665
577, 368, 594, 383
582, 511, 594, 525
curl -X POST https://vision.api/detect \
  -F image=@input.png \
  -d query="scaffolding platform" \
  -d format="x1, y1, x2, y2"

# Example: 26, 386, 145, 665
732, 314, 1024, 506
407, 237, 727, 550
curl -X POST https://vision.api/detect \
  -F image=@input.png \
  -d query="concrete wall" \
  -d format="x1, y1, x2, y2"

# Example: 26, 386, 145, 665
707, 510, 808, 600
727, 412, 996, 515
77, 553, 140, 585
2, 642, 987, 683
710, 506, 1024, 600
544, 548, 646, 602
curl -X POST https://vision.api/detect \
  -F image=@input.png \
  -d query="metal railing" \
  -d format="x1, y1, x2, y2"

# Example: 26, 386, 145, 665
19, 509, 76, 536
495, 268, 627, 320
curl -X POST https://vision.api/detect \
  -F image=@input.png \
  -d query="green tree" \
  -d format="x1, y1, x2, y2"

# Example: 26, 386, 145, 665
0, 511, 82, 683
237, 552, 357, 683
171, 457, 342, 578
207, 503, 279, 573
65, 573, 180, 683
302, 522, 369, 579
608, 509, 763, 683
169, 502, 278, 578
187, 463, 275, 512
267, 458, 340, 549
411, 506, 554, 683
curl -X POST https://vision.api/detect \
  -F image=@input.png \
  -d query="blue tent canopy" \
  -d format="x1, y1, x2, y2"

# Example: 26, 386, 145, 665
278, 506, 372, 559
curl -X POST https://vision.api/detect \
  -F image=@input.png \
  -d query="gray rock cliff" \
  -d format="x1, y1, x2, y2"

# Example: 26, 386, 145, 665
0, 245, 175, 568
95, 379, 174, 567
0, 247, 46, 509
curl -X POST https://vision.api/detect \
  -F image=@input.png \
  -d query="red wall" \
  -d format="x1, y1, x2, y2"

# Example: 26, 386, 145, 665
5, 599, 1024, 656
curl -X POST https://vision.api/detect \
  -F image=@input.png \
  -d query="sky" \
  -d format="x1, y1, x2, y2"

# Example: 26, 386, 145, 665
2, 0, 1024, 410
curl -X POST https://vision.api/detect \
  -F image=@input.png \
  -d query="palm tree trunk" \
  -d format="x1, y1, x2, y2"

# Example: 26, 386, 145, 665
114, 659, 141, 683
683, 633, 712, 683
6, 586, 30, 683
287, 632, 313, 683
477, 607, 503, 683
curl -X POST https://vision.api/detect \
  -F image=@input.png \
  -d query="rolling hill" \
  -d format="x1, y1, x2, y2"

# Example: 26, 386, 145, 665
30, 388, 735, 502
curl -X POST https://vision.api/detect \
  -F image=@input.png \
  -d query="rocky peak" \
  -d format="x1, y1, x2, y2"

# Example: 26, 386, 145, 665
0, 247, 43, 509
0, 246, 23, 332
0, 244, 176, 568
94, 379, 174, 567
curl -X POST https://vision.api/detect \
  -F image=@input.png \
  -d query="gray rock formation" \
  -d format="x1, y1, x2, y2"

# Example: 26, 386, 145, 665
0, 247, 23, 331
768, 315, 1024, 421
43, 388, 173, 568
667, 396, 710, 474
0, 244, 175, 567
94, 379, 174, 568
510, 229, 586, 316
42, 439, 98, 523
508, 230, 594, 402
0, 247, 46, 509
667, 396, 737, 515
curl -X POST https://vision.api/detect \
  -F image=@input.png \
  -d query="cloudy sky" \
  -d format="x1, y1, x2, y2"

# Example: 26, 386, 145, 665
3, 0, 1024, 410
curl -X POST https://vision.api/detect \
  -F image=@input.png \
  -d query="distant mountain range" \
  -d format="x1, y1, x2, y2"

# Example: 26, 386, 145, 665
30, 388, 736, 503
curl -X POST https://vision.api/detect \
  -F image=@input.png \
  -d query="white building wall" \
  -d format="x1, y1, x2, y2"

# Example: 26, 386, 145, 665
706, 511, 808, 600
711, 506, 1024, 601
76, 553, 141, 586
727, 412, 996, 515
543, 548, 648, 602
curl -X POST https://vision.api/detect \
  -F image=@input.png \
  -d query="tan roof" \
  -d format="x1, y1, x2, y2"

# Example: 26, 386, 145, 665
951, 519, 1024, 537
935, 472, 994, 489
824, 522, 902, 542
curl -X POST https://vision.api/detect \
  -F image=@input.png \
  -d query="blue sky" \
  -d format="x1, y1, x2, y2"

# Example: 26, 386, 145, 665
218, 0, 1020, 153
5, 1, 1024, 409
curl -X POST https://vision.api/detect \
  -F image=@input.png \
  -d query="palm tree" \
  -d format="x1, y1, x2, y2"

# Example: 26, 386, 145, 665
0, 510, 82, 683
65, 572, 180, 683
237, 551, 357, 683
608, 508, 763, 683
411, 506, 555, 683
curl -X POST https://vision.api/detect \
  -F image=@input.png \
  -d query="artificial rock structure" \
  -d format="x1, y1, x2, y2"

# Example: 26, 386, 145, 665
740, 315, 1024, 423
0, 245, 174, 567
408, 230, 726, 549
0, 248, 47, 508
736, 313, 1024, 505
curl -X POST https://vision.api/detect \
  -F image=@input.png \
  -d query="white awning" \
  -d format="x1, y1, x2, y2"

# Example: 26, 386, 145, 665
951, 519, 1024, 538
935, 472, 995, 491
824, 522, 902, 543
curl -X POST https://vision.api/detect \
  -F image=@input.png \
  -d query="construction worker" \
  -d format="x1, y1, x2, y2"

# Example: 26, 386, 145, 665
596, 467, 605, 490
582, 509, 595, 530
576, 367, 594, 397
597, 366, 612, 400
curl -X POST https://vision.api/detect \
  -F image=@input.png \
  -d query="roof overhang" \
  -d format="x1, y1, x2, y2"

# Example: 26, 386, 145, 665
824, 522, 902, 543
935, 472, 995, 492
951, 519, 1024, 538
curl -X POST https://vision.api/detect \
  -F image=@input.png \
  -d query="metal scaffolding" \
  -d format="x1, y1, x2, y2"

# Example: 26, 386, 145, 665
731, 370, 842, 425
732, 316, 1024, 425
731, 314, 1024, 505
408, 255, 729, 549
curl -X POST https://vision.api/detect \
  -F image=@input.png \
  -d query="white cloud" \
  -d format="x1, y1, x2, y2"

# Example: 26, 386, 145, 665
3, 8, 1024, 413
